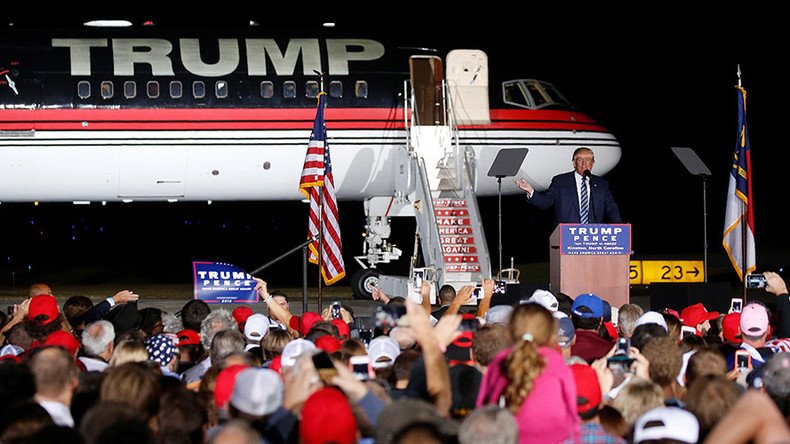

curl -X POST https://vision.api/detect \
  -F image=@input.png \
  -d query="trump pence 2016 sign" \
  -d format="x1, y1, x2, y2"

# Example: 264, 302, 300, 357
192, 261, 258, 304
559, 224, 631, 255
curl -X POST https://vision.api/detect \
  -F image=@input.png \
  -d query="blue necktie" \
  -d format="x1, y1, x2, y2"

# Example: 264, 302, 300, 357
580, 177, 589, 224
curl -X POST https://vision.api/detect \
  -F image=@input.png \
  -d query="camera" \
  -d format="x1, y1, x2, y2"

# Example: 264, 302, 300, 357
606, 354, 634, 374
349, 355, 374, 381
312, 351, 338, 385
615, 337, 630, 355
746, 273, 766, 288
331, 301, 342, 319
459, 317, 480, 332
729, 298, 743, 313
680, 326, 697, 339
735, 350, 751, 370
412, 268, 424, 290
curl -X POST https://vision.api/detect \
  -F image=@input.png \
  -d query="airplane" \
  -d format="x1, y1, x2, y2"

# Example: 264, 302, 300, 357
0, 21, 621, 298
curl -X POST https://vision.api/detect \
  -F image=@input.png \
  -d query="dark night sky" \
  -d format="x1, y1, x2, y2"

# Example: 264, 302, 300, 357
0, 10, 783, 288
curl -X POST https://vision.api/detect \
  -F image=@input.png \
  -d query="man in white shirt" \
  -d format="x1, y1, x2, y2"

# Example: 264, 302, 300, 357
29, 347, 78, 427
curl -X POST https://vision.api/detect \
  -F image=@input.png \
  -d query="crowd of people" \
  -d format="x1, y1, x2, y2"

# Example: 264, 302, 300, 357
1, 273, 790, 444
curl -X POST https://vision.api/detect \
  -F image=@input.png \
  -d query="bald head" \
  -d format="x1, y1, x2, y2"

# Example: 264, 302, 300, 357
29, 283, 53, 298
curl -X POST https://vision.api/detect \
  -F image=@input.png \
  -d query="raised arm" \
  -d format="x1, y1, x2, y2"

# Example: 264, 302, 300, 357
406, 299, 452, 417
254, 278, 298, 336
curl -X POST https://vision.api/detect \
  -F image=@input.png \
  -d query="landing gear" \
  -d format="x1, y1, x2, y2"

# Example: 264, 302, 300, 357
351, 269, 380, 300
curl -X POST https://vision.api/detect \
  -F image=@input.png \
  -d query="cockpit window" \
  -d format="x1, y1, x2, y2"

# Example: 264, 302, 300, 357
503, 82, 528, 108
502, 79, 571, 110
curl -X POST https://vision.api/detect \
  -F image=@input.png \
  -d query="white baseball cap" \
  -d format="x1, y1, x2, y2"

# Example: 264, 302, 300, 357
368, 335, 401, 368
635, 311, 668, 332
280, 338, 316, 368
633, 406, 699, 443
243, 314, 270, 342
229, 368, 283, 417
527, 289, 559, 312
485, 305, 513, 324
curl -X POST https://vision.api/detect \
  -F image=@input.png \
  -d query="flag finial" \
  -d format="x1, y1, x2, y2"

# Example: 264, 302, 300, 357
736, 64, 742, 87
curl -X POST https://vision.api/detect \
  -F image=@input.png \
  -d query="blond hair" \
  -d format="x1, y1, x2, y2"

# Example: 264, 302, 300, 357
503, 303, 555, 414
611, 377, 663, 426
108, 340, 148, 367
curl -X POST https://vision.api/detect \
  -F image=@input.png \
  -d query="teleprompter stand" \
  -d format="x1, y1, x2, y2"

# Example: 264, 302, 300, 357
671, 147, 712, 282
486, 148, 529, 275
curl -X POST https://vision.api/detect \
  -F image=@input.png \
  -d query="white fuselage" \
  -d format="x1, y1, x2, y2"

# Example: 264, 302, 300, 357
0, 126, 620, 202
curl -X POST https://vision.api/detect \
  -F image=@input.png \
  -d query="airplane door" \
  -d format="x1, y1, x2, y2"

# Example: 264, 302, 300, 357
446, 50, 490, 125
118, 147, 188, 198
409, 56, 445, 126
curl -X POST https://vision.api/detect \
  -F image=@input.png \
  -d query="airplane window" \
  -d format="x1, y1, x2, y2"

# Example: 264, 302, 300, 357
305, 81, 319, 98
260, 81, 274, 98
147, 81, 160, 99
124, 81, 136, 99
77, 81, 91, 99
100, 81, 114, 99
540, 82, 571, 107
193, 81, 206, 99
355, 81, 368, 99
502, 81, 529, 108
170, 81, 183, 99
283, 81, 296, 98
216, 81, 228, 98
525, 81, 549, 108
329, 81, 343, 98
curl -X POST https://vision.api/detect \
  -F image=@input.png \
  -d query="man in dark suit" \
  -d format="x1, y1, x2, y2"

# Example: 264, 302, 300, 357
515, 147, 621, 226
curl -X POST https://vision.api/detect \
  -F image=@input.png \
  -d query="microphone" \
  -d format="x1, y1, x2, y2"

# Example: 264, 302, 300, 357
583, 170, 595, 221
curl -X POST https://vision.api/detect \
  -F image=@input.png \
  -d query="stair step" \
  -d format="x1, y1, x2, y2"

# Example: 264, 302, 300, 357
436, 168, 455, 180
437, 178, 458, 190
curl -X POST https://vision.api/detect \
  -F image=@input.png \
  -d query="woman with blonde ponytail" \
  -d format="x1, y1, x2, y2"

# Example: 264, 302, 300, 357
476, 303, 579, 443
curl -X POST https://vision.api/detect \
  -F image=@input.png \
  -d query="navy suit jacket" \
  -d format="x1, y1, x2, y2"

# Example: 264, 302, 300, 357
527, 171, 622, 227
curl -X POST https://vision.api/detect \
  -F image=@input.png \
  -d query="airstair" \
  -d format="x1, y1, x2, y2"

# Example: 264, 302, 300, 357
405, 55, 491, 298
354, 51, 492, 302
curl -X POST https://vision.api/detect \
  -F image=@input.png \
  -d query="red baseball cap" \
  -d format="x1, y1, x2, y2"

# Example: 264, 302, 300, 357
44, 330, 80, 356
289, 312, 323, 336
232, 306, 254, 325
681, 303, 719, 328
722, 312, 742, 344
28, 294, 59, 326
300, 388, 357, 444
214, 364, 249, 410
176, 329, 201, 346
331, 319, 350, 339
0, 355, 21, 364
315, 335, 342, 354
570, 363, 602, 414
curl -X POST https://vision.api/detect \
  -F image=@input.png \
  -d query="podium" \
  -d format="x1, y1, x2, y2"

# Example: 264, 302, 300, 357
550, 224, 631, 308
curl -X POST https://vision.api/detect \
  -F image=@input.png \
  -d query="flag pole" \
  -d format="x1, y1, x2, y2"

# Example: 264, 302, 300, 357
736, 65, 748, 299
316, 72, 326, 311
318, 184, 324, 311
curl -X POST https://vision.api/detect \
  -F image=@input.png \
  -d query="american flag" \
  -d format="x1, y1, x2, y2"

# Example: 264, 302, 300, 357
299, 93, 345, 285
723, 85, 756, 281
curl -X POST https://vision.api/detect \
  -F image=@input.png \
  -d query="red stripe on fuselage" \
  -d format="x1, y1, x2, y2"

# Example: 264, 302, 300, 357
0, 108, 607, 132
